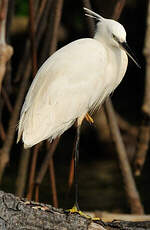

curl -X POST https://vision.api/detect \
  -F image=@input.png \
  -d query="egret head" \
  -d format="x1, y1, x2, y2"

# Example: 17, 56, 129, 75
84, 8, 140, 68
99, 19, 126, 47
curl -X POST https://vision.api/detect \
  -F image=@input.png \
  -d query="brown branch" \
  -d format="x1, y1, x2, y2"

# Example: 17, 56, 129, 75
82, 0, 95, 37
35, 138, 59, 185
0, 0, 51, 183
0, 43, 13, 91
23, 0, 39, 200
104, 99, 144, 214
49, 150, 58, 208
49, 0, 64, 55
33, 0, 64, 204
68, 154, 74, 190
95, 109, 138, 144
35, 183, 39, 202
28, 0, 37, 77
0, 122, 6, 141
0, 0, 13, 91
134, 0, 150, 176
1, 88, 13, 112
112, 0, 126, 20
0, 62, 31, 183
0, 0, 8, 41
27, 144, 40, 200
14, 0, 50, 82
27, 0, 56, 202
39, 1, 54, 64
15, 148, 31, 197
38, 0, 47, 16
15, 0, 51, 201
26, 0, 61, 203
116, 113, 138, 137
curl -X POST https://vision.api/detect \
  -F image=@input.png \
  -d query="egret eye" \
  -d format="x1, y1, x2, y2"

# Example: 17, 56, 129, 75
112, 34, 117, 41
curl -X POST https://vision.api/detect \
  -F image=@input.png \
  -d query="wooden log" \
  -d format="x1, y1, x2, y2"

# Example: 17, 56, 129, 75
0, 190, 150, 230
85, 211, 150, 222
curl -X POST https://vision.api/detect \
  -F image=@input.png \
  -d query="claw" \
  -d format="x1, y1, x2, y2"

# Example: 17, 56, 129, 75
66, 205, 79, 213
65, 205, 100, 220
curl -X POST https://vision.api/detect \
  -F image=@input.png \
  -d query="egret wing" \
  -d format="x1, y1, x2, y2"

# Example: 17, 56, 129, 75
18, 38, 107, 148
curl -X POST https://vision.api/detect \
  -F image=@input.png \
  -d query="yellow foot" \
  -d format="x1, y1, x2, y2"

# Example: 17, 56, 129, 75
85, 113, 94, 124
65, 205, 100, 220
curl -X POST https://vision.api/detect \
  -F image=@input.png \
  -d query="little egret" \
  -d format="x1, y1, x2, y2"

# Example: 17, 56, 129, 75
17, 8, 140, 211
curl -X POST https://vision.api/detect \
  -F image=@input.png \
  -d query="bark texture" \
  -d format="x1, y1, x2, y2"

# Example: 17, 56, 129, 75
0, 190, 150, 230
0, 190, 91, 230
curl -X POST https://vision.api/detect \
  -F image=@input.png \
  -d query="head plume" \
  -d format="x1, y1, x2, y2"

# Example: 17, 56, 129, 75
83, 8, 104, 22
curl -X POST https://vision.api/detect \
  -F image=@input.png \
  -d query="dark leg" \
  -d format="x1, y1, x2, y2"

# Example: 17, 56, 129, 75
74, 124, 81, 210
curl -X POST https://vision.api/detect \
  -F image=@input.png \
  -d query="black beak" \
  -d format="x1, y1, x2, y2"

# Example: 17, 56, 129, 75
120, 42, 141, 68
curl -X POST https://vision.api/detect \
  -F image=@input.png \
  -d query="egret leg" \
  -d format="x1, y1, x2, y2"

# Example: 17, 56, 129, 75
68, 113, 93, 193
66, 116, 100, 220
67, 116, 84, 212
74, 122, 81, 210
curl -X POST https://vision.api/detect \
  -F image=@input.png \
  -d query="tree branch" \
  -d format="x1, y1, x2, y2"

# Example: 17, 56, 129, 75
0, 190, 149, 230
0, 0, 13, 91
134, 0, 150, 176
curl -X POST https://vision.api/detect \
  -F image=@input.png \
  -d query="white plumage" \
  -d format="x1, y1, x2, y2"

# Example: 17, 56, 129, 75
17, 8, 132, 149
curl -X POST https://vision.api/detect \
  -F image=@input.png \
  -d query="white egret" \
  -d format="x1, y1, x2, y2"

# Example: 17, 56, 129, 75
17, 8, 140, 211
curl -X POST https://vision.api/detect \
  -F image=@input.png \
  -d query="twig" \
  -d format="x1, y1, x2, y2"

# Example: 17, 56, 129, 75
24, 0, 39, 200
27, 0, 55, 202
0, 123, 6, 141
0, 0, 13, 91
35, 138, 59, 185
134, 0, 150, 176
15, 148, 31, 197
38, 0, 47, 17
0, 98, 4, 137
82, 0, 95, 37
27, 144, 40, 200
0, 62, 31, 183
36, 0, 64, 204
1, 88, 13, 112
49, 0, 64, 55
116, 113, 138, 137
28, 0, 37, 77
35, 184, 39, 202
112, 0, 126, 20
104, 99, 144, 214
49, 148, 58, 208
68, 154, 74, 191
0, 0, 8, 44
2, 0, 14, 95
16, 1, 49, 200
39, 0, 62, 62
25, 0, 53, 201
14, 0, 49, 82
0, 0, 52, 184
